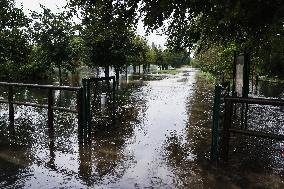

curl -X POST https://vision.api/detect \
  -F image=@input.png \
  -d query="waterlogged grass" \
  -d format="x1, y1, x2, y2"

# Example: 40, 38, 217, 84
260, 76, 284, 84
198, 71, 215, 83
156, 69, 179, 75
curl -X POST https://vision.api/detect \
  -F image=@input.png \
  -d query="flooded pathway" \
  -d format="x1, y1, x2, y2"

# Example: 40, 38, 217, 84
106, 68, 199, 188
0, 67, 283, 188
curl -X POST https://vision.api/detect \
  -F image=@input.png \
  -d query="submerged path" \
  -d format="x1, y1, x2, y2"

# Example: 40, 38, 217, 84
0, 67, 215, 188
110, 67, 200, 188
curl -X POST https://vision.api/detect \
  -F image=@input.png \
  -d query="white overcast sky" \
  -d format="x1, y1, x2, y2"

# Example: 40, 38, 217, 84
15, 0, 167, 48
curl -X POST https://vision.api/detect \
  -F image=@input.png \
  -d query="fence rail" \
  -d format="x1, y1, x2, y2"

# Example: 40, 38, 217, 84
0, 82, 84, 142
0, 82, 80, 91
219, 96, 284, 161
224, 96, 284, 106
1, 77, 117, 144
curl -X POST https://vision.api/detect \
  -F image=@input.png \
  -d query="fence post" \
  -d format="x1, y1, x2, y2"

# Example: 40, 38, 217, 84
82, 79, 87, 142
8, 86, 14, 128
77, 88, 84, 143
82, 78, 91, 142
220, 98, 233, 161
211, 85, 222, 161
86, 79, 91, 141
47, 89, 54, 138
112, 77, 116, 104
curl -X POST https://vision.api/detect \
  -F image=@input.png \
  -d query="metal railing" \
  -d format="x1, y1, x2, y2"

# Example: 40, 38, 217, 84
0, 82, 84, 141
211, 83, 230, 161
219, 96, 284, 161
81, 76, 116, 141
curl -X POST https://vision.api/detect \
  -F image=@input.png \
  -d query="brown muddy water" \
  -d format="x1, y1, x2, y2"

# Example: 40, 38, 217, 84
0, 67, 283, 188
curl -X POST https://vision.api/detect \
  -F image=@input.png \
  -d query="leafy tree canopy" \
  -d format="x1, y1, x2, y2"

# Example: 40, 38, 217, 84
70, 0, 284, 53
0, 0, 31, 78
69, 0, 138, 71
31, 5, 76, 72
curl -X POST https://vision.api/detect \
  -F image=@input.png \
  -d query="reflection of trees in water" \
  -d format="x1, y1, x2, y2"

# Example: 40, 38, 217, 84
161, 72, 215, 188
0, 150, 29, 188
0, 105, 37, 188
185, 73, 214, 155
0, 73, 152, 187
78, 81, 147, 187
162, 72, 284, 188
0, 91, 79, 188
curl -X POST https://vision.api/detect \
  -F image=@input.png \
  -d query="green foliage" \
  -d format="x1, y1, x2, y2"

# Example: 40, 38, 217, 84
261, 35, 284, 78
1, 0, 282, 81
157, 69, 178, 75
194, 43, 236, 80
74, 0, 137, 71
0, 0, 31, 79
163, 49, 190, 68
68, 36, 88, 70
152, 44, 164, 67
198, 71, 216, 83
120, 0, 284, 79
31, 6, 76, 73
127, 36, 149, 65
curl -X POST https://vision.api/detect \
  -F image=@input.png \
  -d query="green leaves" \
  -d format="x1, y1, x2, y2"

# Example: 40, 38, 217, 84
0, 0, 31, 79
31, 6, 76, 72
76, 0, 138, 68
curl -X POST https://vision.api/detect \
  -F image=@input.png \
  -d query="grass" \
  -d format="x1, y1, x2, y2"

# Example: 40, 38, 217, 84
259, 76, 284, 84
198, 71, 216, 83
156, 69, 179, 75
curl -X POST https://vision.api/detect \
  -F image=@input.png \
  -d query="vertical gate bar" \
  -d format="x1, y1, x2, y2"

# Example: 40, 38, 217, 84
211, 85, 222, 161
112, 77, 116, 118
86, 79, 91, 141
220, 98, 233, 161
125, 65, 128, 82
8, 86, 14, 127
47, 89, 54, 138
244, 103, 249, 129
240, 103, 244, 129
112, 77, 116, 104
82, 79, 87, 142
77, 88, 84, 143
232, 51, 237, 95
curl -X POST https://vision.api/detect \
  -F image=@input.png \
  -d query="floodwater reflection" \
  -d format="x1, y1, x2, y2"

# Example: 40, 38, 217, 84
0, 68, 283, 188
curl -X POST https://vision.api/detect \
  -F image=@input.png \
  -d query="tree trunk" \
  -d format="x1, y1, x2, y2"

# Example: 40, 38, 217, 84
59, 66, 62, 86
96, 67, 100, 77
115, 68, 120, 87
125, 65, 128, 82
138, 64, 141, 76
104, 66, 110, 89
143, 64, 147, 73
58, 66, 63, 106
104, 66, 110, 78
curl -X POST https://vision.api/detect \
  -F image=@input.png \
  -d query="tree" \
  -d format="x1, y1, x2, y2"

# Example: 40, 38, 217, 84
31, 6, 75, 83
163, 49, 190, 68
70, 0, 138, 78
195, 43, 236, 81
152, 44, 164, 70
106, 0, 284, 78
0, 0, 31, 79
127, 36, 149, 74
